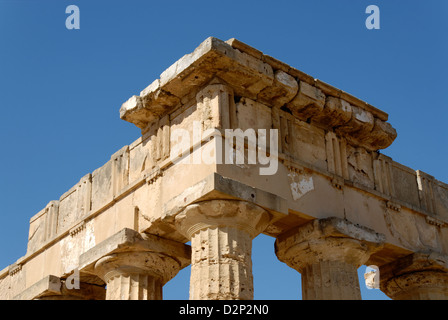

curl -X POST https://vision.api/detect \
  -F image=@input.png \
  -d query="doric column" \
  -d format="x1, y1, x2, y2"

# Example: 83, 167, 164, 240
94, 250, 181, 300
380, 252, 448, 300
174, 199, 271, 300
275, 217, 385, 300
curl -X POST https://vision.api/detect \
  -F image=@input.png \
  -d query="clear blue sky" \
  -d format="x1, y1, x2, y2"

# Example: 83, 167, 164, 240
0, 0, 446, 300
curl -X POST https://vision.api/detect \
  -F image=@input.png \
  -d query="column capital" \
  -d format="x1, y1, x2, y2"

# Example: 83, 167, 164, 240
79, 228, 191, 300
380, 252, 448, 300
94, 250, 181, 286
275, 217, 385, 272
174, 199, 272, 240
275, 217, 385, 300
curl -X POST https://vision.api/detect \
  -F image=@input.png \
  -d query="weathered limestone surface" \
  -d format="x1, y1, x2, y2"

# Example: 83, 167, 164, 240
275, 218, 385, 299
380, 252, 448, 300
79, 228, 191, 300
1, 37, 448, 300
14, 275, 106, 300
175, 200, 271, 300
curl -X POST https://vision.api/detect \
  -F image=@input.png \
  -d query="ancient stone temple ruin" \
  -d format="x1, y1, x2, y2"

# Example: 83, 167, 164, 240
1, 37, 447, 300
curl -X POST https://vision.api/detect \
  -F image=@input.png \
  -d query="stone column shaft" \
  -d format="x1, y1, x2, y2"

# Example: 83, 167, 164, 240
106, 272, 162, 300
190, 225, 253, 300
175, 200, 271, 300
301, 260, 361, 300
275, 217, 385, 300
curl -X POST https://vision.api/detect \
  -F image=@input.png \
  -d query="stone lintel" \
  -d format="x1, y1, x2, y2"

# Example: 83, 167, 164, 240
13, 275, 61, 300
13, 275, 105, 300
120, 37, 395, 151
163, 173, 288, 218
